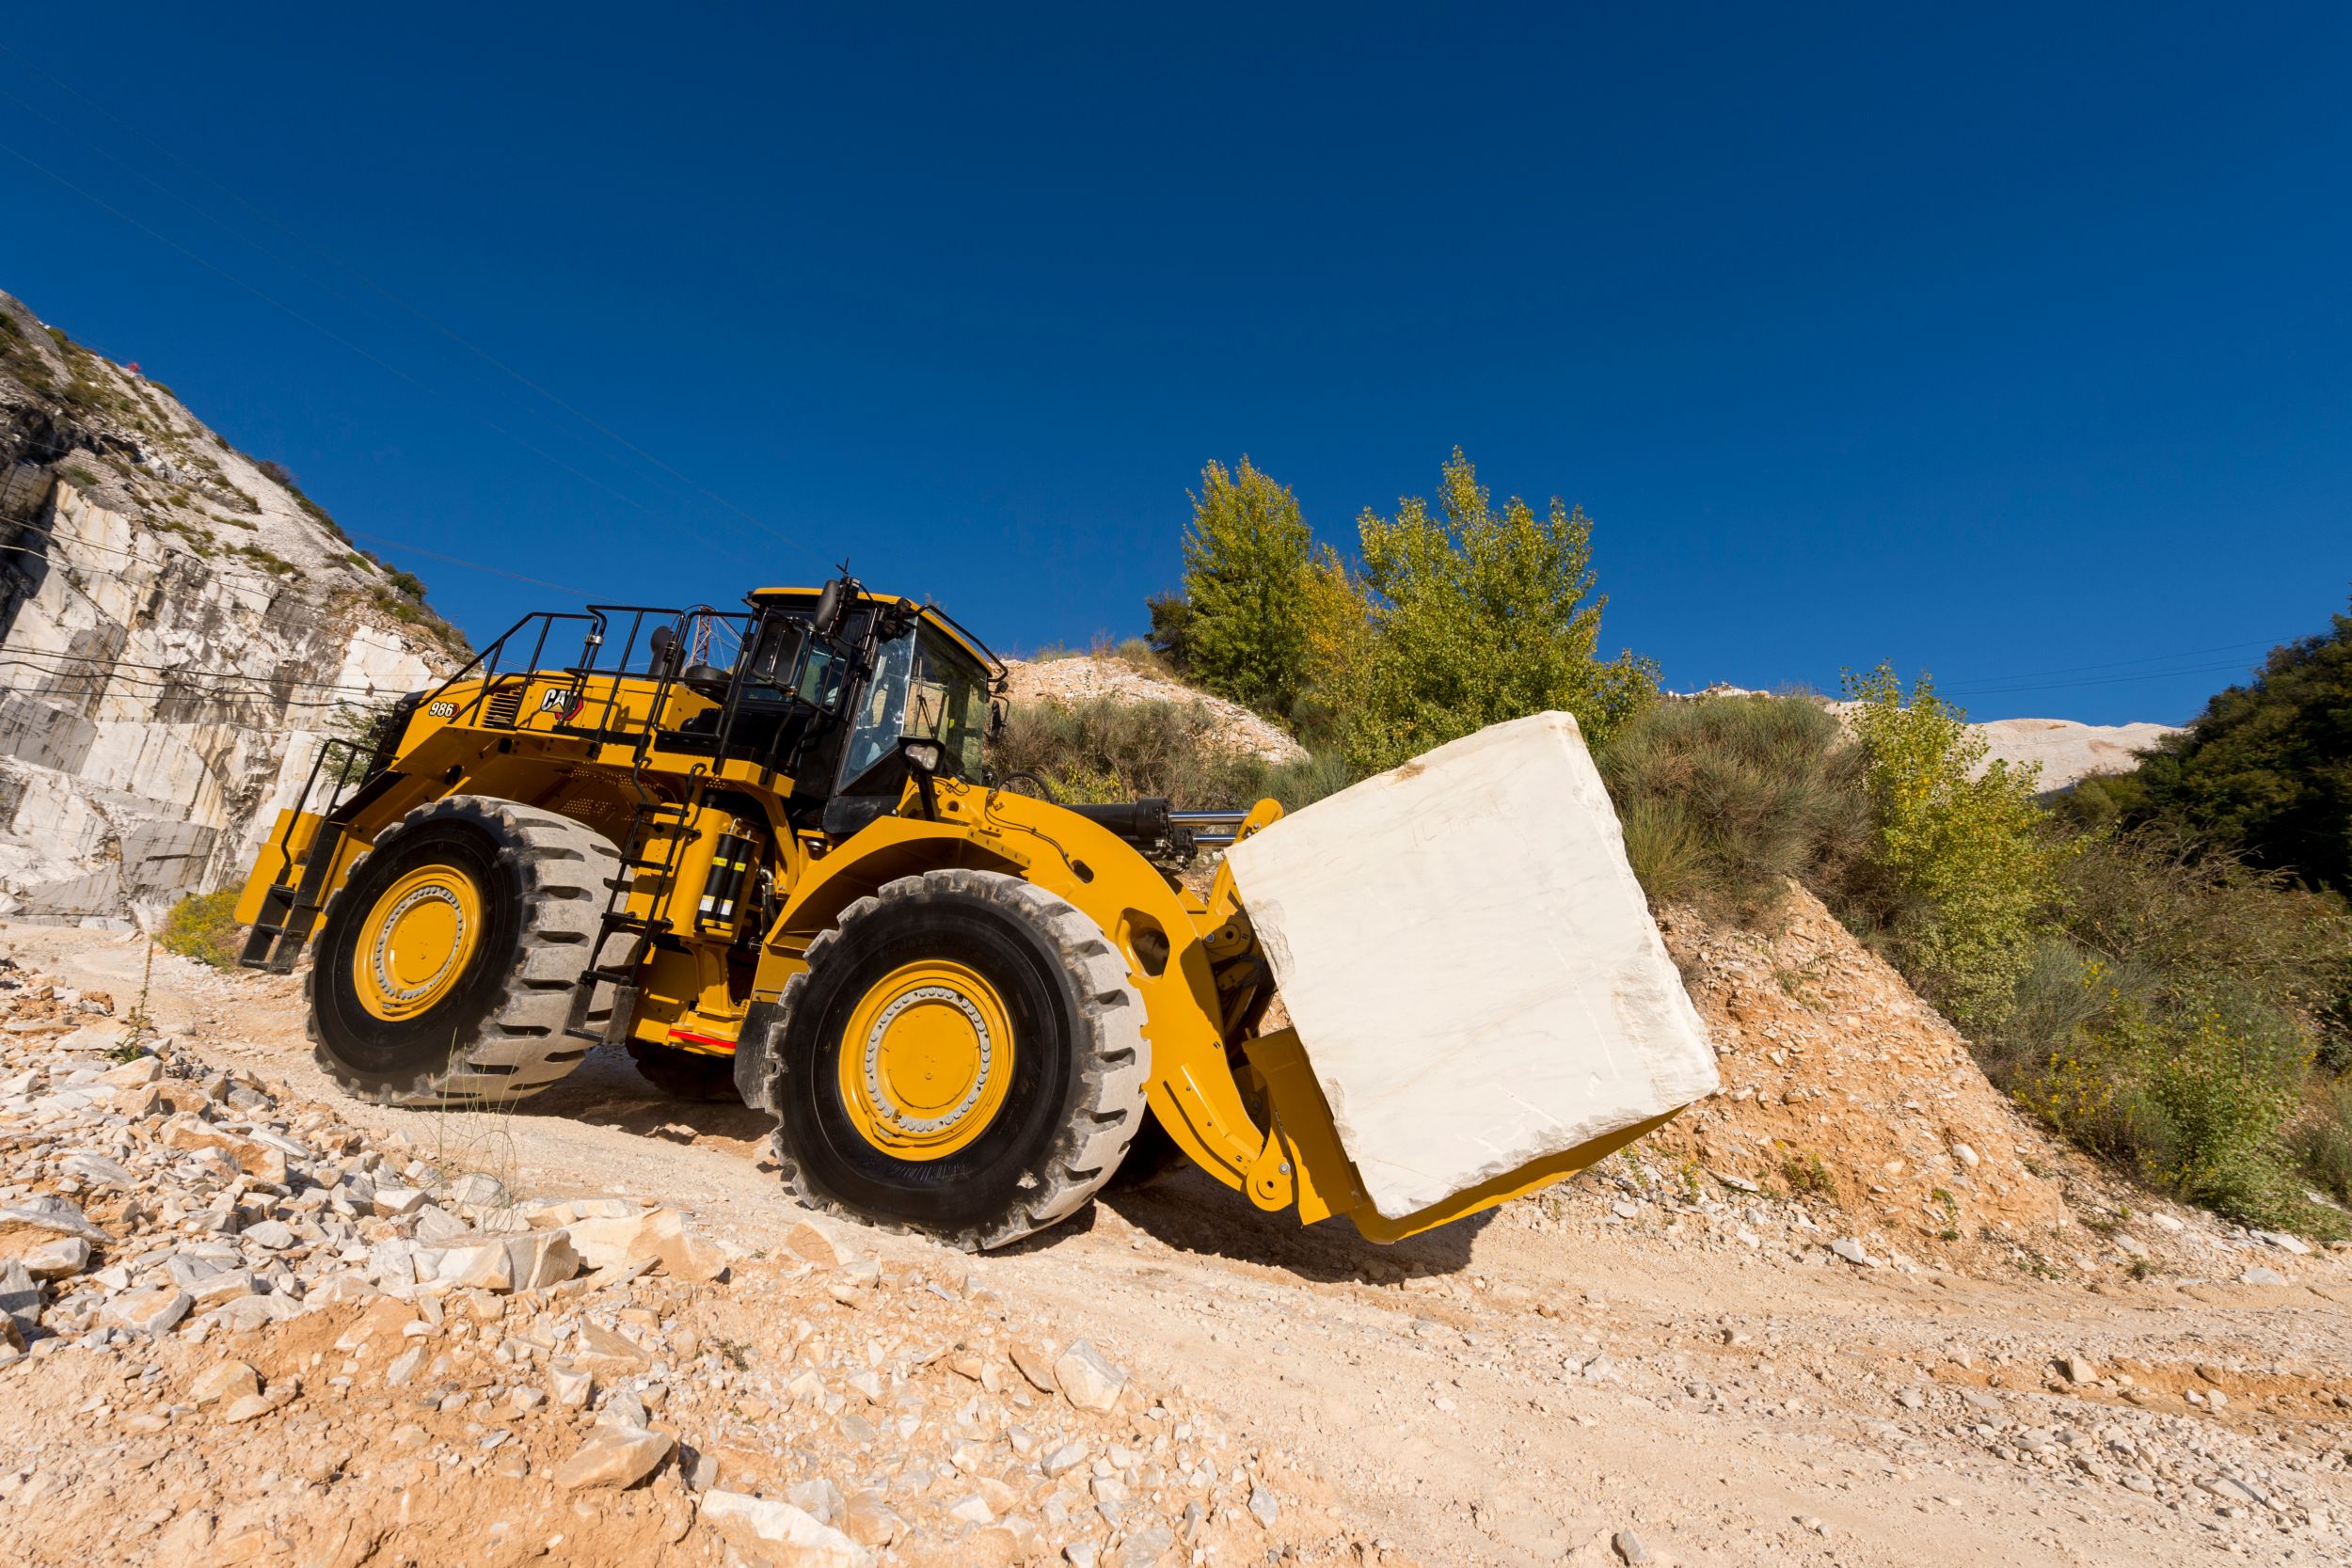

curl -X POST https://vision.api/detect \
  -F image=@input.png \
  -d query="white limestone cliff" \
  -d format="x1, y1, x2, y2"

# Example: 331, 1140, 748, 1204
0, 289, 464, 927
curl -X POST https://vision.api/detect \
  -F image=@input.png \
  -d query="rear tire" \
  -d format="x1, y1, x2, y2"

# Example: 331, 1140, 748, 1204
765, 869, 1148, 1250
307, 796, 616, 1107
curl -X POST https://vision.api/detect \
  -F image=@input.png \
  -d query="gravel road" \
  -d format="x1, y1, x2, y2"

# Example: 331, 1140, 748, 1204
10, 923, 2347, 1568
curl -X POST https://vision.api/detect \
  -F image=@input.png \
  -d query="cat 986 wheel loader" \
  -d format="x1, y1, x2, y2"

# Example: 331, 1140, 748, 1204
235, 578, 1717, 1250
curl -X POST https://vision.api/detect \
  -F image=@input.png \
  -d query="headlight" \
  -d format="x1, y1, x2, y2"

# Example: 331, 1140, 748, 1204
903, 739, 943, 774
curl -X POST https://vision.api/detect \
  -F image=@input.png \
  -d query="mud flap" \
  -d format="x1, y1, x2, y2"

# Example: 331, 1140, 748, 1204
733, 999, 784, 1112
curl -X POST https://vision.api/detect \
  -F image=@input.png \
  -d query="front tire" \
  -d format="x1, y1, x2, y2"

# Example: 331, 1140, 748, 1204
308, 796, 616, 1107
766, 869, 1149, 1250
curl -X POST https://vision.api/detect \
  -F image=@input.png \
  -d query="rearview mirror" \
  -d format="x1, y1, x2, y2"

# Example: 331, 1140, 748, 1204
814, 577, 856, 638
989, 696, 1009, 737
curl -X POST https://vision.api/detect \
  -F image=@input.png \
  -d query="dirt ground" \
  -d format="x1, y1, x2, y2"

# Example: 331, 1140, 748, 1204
8, 921, 2349, 1568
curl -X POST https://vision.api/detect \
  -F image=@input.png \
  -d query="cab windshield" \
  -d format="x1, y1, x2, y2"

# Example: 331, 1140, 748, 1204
840, 625, 991, 784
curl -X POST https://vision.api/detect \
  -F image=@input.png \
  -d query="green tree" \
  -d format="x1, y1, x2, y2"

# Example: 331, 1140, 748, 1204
2135, 598, 2352, 894
1843, 665, 2072, 1027
1179, 457, 1313, 719
1143, 591, 1195, 673
1336, 449, 1654, 774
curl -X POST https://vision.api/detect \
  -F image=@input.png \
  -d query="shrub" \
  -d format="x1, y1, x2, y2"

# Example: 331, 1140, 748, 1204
2058, 825, 2352, 1066
1844, 665, 2072, 1028
1144, 591, 1195, 673
160, 890, 244, 970
2014, 960, 2324, 1231
1179, 457, 1313, 720
2291, 1077, 2352, 1204
1332, 449, 1656, 775
2137, 986, 2314, 1225
230, 542, 296, 577
2132, 597, 2352, 894
1598, 694, 1880, 921
1978, 823, 2352, 1232
993, 696, 1348, 812
255, 457, 353, 544
370, 587, 425, 625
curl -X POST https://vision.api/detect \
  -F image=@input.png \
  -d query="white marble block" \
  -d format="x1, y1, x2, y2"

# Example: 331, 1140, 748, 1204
1223, 710, 1718, 1221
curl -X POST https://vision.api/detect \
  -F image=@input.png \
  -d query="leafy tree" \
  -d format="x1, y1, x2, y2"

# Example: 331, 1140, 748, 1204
1179, 458, 1313, 719
1843, 666, 2073, 1027
1335, 449, 1654, 774
2134, 598, 2352, 894
1143, 591, 1195, 673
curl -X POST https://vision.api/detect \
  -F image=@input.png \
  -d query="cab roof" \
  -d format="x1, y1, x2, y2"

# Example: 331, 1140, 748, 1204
748, 586, 1003, 680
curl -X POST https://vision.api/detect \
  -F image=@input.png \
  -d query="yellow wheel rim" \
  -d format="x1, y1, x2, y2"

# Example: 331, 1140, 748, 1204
353, 864, 484, 1022
836, 959, 1015, 1161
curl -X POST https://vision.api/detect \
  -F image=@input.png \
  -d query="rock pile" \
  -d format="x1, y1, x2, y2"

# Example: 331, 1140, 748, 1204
0, 951, 1302, 1567
1489, 884, 2352, 1289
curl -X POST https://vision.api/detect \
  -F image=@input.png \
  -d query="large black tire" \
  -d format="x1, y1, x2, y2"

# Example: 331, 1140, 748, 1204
308, 796, 617, 1107
629, 1041, 742, 1102
766, 869, 1149, 1250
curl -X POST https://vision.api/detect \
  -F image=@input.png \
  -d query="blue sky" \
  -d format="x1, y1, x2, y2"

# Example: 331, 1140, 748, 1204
3, 6, 2345, 723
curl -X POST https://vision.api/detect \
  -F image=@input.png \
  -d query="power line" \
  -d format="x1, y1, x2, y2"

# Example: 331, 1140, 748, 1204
0, 52, 806, 555
0, 129, 774, 576
1933, 638, 2279, 689
7, 488, 588, 600
342, 531, 591, 599
0, 645, 416, 699
0, 670, 385, 712
1939, 657, 2269, 699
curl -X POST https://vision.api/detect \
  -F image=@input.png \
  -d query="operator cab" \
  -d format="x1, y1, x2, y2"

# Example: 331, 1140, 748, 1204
695, 580, 1001, 830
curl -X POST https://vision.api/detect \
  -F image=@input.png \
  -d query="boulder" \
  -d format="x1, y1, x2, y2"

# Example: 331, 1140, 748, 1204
101, 1286, 192, 1335
553, 1423, 673, 1491
700, 1490, 871, 1568
503, 1228, 580, 1291
22, 1236, 88, 1278
189, 1360, 261, 1405
1054, 1340, 1125, 1413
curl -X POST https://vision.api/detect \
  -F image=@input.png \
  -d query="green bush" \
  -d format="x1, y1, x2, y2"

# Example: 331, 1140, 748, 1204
2008, 957, 2326, 1232
2057, 825, 2352, 1064
1981, 830, 2352, 1235
160, 890, 244, 970
1144, 591, 1195, 673
2132, 597, 2352, 894
1598, 694, 1880, 922
1108, 636, 1166, 673
1844, 665, 2073, 1028
2291, 1077, 2352, 1205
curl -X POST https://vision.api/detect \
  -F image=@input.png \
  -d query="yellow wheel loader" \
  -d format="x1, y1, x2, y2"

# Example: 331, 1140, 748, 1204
236, 579, 1717, 1250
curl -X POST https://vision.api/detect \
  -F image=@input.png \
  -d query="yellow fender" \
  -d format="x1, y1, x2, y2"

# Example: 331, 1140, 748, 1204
755, 779, 1273, 1196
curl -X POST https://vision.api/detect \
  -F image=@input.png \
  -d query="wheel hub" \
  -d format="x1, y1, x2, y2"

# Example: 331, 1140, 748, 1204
838, 961, 1014, 1159
354, 866, 483, 1022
